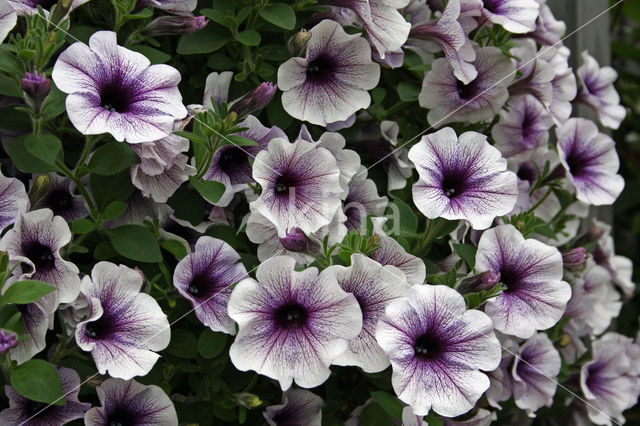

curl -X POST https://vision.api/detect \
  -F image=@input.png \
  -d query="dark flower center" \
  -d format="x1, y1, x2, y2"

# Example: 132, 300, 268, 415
187, 273, 214, 299
274, 303, 308, 328
565, 149, 587, 177
46, 189, 73, 214
106, 407, 136, 426
33, 0, 58, 9
100, 81, 134, 113
26, 400, 50, 416
84, 315, 113, 340
483, 0, 498, 12
498, 266, 521, 293
521, 112, 537, 145
274, 173, 297, 196
306, 55, 336, 84
517, 163, 537, 184
456, 79, 477, 100
441, 171, 467, 199
220, 148, 248, 173
413, 332, 445, 360
23, 242, 55, 272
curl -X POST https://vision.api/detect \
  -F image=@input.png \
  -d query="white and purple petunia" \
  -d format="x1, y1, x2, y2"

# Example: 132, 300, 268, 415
343, 167, 388, 232
480, 0, 540, 33
52, 31, 187, 143
228, 255, 362, 390
277, 19, 380, 127
0, 0, 16, 43
528, 0, 566, 45
580, 332, 640, 425
575, 50, 626, 129
5, 296, 50, 364
0, 170, 28, 232
173, 236, 247, 335
556, 117, 625, 206
250, 137, 343, 237
508, 39, 554, 108
592, 220, 635, 296
76, 261, 171, 380
0, 367, 90, 425
326, 254, 410, 372
0, 208, 81, 313
376, 284, 501, 417
139, 0, 197, 16
370, 235, 426, 286
263, 389, 323, 426
32, 173, 89, 222
8, 0, 89, 15
419, 46, 515, 126
492, 95, 553, 159
475, 224, 571, 338
408, 127, 518, 230
85, 378, 178, 426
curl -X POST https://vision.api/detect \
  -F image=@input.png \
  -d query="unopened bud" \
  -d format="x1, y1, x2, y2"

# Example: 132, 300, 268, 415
559, 333, 572, 347
562, 247, 588, 271
229, 82, 277, 118
21, 71, 51, 112
236, 392, 262, 409
0, 329, 19, 354
456, 270, 501, 295
279, 228, 309, 252
49, 0, 74, 26
28, 174, 51, 205
288, 29, 311, 55
143, 16, 209, 36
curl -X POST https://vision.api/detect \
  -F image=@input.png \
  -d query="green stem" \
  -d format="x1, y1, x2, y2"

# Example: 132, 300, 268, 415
528, 188, 553, 213
55, 160, 98, 213
74, 136, 97, 171
414, 218, 448, 255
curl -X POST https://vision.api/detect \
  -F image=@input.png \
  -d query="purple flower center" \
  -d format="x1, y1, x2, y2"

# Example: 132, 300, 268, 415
483, 0, 499, 12
25, 0, 57, 9
441, 171, 467, 199
22, 242, 55, 272
187, 273, 215, 299
413, 332, 444, 360
274, 173, 297, 195
219, 148, 248, 173
84, 315, 115, 340
306, 55, 336, 84
279, 228, 308, 252
106, 406, 135, 426
497, 266, 521, 293
564, 149, 588, 178
46, 190, 73, 215
99, 80, 134, 113
517, 163, 538, 184
274, 303, 308, 328
26, 400, 51, 417
456, 79, 478, 100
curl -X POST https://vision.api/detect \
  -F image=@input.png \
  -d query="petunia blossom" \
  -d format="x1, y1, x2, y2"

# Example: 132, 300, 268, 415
52, 31, 187, 143
85, 378, 178, 426
0, 170, 28, 232
408, 127, 518, 229
228, 255, 362, 390
326, 254, 410, 372
376, 284, 501, 417
480, 0, 540, 34
277, 19, 380, 127
343, 167, 388, 232
76, 261, 171, 380
173, 236, 247, 335
370, 235, 426, 286
138, 0, 196, 16
263, 389, 323, 426
6, 298, 50, 364
475, 224, 571, 338
32, 173, 89, 222
8, 0, 89, 15
0, 0, 16, 43
527, 0, 566, 45
556, 117, 624, 206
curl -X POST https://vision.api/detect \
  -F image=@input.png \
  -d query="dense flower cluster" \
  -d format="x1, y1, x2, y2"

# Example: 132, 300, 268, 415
0, 0, 637, 425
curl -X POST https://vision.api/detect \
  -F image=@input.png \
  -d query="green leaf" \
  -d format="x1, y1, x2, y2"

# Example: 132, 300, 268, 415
189, 177, 226, 204
370, 391, 403, 419
10, 360, 65, 405
258, 3, 296, 30
174, 131, 208, 145
106, 225, 162, 263
88, 142, 139, 175
160, 239, 188, 259
201, 8, 228, 26
40, 85, 67, 120
177, 26, 231, 54
7, 136, 59, 173
0, 106, 31, 131
124, 6, 153, 20
130, 45, 171, 64
93, 240, 117, 261
90, 169, 135, 211
390, 199, 418, 235
397, 81, 420, 102
0, 50, 23, 74
225, 135, 258, 147
103, 201, 128, 220
360, 402, 393, 426
168, 185, 205, 226
197, 329, 228, 359
235, 30, 261, 46
70, 218, 96, 234
0, 280, 56, 306
25, 134, 62, 165
166, 328, 198, 358
0, 73, 21, 97
453, 243, 477, 269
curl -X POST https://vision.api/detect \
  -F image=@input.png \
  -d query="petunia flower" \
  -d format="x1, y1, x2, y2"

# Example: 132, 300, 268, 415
0, 208, 81, 313
228, 255, 362, 390
8, 0, 89, 15
138, 0, 196, 16
204, 116, 286, 207
343, 167, 388, 232
480, 0, 540, 34
250, 137, 343, 237
0, 329, 18, 354
492, 95, 553, 159
173, 236, 247, 335
277, 19, 380, 127
326, 254, 410, 372
6, 298, 49, 364
376, 284, 502, 417
32, 173, 89, 222
475, 224, 571, 338
580, 333, 640, 425
419, 46, 515, 126
591, 220, 635, 296
326, 0, 411, 59
0, 367, 90, 425
527, 0, 566, 45
556, 117, 624, 206
76, 261, 171, 380
370, 235, 426, 286
52, 31, 187, 143
0, 170, 28, 232
508, 39, 554, 107
537, 45, 577, 125
408, 127, 518, 230
574, 50, 626, 129
0, 0, 16, 43
85, 378, 178, 426
263, 389, 323, 426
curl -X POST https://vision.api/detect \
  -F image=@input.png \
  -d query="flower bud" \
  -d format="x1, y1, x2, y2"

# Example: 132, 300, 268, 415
49, 0, 74, 26
562, 247, 588, 271
0, 329, 18, 355
21, 71, 51, 112
288, 29, 311, 55
28, 174, 51, 205
235, 392, 263, 409
229, 82, 277, 118
279, 227, 309, 253
143, 16, 209, 37
456, 270, 501, 295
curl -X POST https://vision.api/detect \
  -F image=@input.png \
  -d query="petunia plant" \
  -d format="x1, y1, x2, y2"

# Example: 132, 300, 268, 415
0, 0, 637, 425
